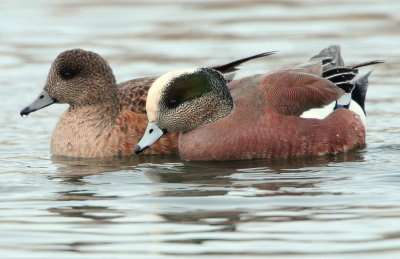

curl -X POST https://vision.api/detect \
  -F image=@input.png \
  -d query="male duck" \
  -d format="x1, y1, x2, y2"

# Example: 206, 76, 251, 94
20, 49, 271, 158
135, 45, 382, 161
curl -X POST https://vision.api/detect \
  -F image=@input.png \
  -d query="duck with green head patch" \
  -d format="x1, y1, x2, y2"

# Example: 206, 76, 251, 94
135, 45, 382, 161
136, 68, 234, 152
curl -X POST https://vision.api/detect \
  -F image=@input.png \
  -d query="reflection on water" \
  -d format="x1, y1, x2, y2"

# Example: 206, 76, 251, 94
31, 148, 398, 257
1, 0, 400, 257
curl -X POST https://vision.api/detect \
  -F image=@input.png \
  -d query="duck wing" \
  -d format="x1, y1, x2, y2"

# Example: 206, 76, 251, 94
118, 77, 156, 114
259, 70, 344, 116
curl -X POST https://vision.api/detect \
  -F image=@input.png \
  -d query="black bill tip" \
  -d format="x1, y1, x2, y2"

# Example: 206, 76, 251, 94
19, 89, 55, 117
20, 106, 32, 117
134, 145, 148, 155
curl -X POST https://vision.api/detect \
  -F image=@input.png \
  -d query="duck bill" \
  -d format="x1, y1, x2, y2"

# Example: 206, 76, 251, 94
20, 90, 55, 117
135, 122, 167, 154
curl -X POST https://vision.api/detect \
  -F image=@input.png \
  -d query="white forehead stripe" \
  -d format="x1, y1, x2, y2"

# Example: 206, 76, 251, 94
146, 68, 199, 122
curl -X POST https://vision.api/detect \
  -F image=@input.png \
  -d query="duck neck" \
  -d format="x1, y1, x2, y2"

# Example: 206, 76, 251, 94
191, 95, 234, 131
203, 78, 235, 126
213, 98, 234, 122
68, 97, 120, 123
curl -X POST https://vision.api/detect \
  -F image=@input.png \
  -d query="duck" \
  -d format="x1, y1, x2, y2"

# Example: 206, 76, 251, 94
135, 45, 383, 161
20, 49, 272, 158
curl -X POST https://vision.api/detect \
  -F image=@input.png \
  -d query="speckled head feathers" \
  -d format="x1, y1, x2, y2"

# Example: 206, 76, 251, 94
146, 68, 233, 133
45, 49, 117, 106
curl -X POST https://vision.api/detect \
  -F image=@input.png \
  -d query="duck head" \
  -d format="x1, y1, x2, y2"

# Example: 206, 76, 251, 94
20, 49, 117, 116
135, 67, 233, 154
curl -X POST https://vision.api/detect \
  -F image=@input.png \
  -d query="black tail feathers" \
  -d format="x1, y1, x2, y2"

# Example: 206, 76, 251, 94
352, 71, 372, 115
212, 51, 276, 82
322, 60, 384, 94
352, 60, 385, 69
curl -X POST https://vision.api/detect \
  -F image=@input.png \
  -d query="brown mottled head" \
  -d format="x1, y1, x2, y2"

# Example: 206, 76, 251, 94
45, 49, 117, 107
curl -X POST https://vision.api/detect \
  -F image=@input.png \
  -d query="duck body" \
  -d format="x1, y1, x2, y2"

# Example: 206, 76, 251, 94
179, 72, 365, 161
50, 77, 179, 157
50, 96, 180, 158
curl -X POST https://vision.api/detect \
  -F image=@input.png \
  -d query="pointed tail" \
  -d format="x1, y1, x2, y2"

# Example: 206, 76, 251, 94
211, 51, 276, 82
351, 72, 371, 115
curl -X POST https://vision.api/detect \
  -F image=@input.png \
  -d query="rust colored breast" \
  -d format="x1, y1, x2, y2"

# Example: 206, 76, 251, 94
179, 108, 365, 161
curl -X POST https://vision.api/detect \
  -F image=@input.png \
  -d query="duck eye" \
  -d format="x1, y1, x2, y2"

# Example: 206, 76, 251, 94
167, 99, 178, 108
59, 68, 79, 80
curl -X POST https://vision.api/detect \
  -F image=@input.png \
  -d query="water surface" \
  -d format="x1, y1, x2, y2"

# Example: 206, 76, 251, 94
1, 0, 400, 258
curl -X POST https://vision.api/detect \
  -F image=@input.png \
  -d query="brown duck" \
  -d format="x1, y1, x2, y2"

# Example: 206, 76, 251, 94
20, 49, 272, 158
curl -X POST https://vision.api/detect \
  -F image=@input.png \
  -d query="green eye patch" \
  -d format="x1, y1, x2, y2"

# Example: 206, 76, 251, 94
164, 70, 212, 108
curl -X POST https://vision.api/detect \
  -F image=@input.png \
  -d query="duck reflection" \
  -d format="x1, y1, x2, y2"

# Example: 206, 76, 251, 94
144, 149, 365, 196
47, 154, 183, 222
50, 154, 182, 176
46, 149, 364, 228
148, 150, 366, 244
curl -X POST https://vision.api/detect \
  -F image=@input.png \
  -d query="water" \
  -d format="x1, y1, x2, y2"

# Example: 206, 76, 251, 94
1, 0, 400, 258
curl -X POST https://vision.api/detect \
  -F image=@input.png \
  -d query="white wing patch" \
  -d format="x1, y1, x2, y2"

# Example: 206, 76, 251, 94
300, 102, 336, 120
300, 101, 366, 126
